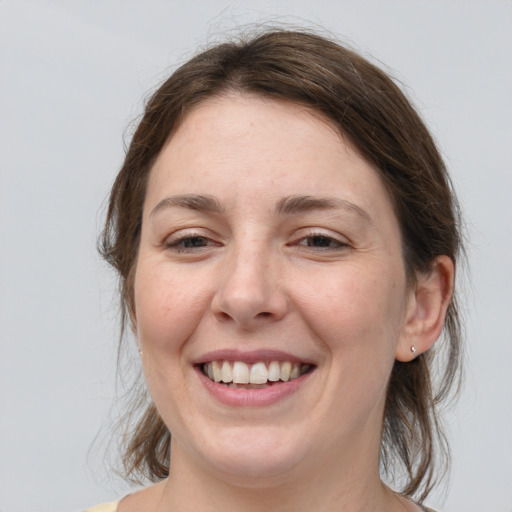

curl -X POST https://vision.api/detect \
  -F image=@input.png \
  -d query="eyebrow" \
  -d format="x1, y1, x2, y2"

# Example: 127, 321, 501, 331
275, 195, 374, 224
150, 194, 225, 217
150, 193, 373, 225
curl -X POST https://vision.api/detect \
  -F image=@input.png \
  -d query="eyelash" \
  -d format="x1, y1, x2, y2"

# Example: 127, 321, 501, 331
164, 230, 348, 254
292, 232, 349, 251
164, 233, 218, 253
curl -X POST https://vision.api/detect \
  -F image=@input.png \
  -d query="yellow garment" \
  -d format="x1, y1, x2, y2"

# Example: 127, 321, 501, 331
83, 501, 119, 512
82, 498, 435, 512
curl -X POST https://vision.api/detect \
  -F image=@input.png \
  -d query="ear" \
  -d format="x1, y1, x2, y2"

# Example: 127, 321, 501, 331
395, 255, 455, 362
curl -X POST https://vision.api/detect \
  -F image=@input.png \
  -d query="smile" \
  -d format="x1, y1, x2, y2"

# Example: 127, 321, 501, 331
201, 360, 313, 388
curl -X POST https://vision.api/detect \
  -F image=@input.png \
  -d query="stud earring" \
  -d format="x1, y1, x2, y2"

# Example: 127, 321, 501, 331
410, 346, 417, 354
138, 348, 143, 356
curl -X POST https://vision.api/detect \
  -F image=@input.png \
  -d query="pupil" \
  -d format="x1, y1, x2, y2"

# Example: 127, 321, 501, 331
309, 236, 330, 247
185, 237, 205, 248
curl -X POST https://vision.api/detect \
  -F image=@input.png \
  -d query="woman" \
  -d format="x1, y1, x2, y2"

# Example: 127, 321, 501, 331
87, 29, 463, 512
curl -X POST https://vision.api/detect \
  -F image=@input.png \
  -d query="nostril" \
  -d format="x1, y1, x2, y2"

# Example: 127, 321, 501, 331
212, 285, 288, 327
216, 311, 272, 322
216, 311, 233, 322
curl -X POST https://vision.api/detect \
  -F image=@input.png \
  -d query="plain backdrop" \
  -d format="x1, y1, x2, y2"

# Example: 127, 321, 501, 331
1, 1, 511, 511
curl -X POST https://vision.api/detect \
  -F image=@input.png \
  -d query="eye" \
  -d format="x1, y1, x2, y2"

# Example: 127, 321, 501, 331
173, 236, 209, 248
292, 231, 349, 251
300, 235, 341, 248
164, 232, 221, 253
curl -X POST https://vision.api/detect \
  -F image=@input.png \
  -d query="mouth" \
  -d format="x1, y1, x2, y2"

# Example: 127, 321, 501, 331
199, 360, 314, 389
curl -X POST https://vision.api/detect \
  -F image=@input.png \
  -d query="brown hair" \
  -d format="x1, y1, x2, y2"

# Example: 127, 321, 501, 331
100, 29, 463, 501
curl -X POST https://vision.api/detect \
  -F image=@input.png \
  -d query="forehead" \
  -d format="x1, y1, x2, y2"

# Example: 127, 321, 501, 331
145, 93, 396, 225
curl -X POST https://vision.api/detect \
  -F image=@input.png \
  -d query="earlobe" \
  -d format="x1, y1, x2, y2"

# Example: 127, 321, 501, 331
396, 255, 455, 362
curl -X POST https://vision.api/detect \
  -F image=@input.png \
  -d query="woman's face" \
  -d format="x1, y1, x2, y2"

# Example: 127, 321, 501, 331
134, 94, 414, 483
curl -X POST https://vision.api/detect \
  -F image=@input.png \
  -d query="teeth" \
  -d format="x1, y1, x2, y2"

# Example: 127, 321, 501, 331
221, 360, 232, 383
203, 360, 311, 385
249, 362, 268, 384
228, 382, 268, 389
280, 361, 292, 382
268, 361, 280, 382
212, 360, 222, 382
232, 361, 249, 384
290, 363, 301, 379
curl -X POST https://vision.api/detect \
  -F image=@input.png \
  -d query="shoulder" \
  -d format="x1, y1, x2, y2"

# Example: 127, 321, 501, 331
82, 501, 119, 512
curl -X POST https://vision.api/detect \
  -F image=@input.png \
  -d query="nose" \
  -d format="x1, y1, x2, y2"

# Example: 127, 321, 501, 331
211, 244, 288, 330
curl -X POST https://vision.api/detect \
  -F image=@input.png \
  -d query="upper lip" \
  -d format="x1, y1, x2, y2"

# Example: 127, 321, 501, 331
193, 349, 315, 365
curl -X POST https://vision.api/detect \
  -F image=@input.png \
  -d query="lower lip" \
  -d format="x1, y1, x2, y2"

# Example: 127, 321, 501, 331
196, 367, 313, 407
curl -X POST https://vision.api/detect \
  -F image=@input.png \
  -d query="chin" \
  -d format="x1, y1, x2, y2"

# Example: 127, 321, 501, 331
190, 426, 309, 485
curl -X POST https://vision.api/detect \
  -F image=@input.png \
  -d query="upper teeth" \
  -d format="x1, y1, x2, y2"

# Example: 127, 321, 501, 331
203, 360, 310, 384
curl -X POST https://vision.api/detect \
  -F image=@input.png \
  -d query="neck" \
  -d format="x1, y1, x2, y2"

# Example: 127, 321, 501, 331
154, 438, 410, 512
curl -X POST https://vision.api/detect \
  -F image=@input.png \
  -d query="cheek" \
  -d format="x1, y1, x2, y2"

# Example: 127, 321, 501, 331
133, 265, 214, 414
134, 263, 212, 354
293, 265, 407, 428
293, 262, 406, 357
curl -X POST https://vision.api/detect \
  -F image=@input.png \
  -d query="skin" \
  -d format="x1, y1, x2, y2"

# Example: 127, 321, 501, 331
120, 94, 454, 512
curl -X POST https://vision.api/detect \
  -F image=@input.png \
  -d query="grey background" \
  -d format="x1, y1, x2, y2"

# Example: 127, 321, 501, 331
1, 1, 511, 511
